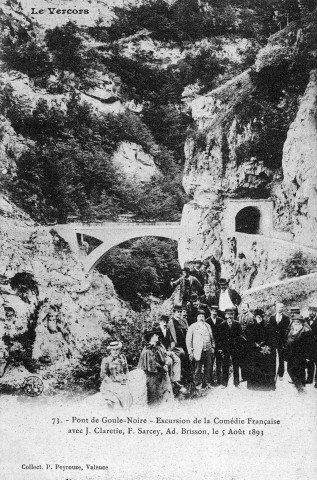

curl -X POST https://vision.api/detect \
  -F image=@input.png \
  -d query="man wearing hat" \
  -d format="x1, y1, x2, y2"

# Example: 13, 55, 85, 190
167, 305, 187, 360
186, 309, 215, 389
269, 301, 290, 381
305, 306, 317, 387
171, 266, 203, 306
238, 303, 255, 382
217, 308, 243, 387
158, 316, 185, 392
206, 305, 223, 385
191, 260, 205, 287
200, 283, 217, 309
286, 314, 313, 393
216, 278, 241, 318
187, 293, 211, 326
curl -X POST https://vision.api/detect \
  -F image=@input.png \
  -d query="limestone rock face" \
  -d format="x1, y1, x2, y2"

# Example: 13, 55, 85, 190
282, 69, 317, 249
112, 141, 160, 183
0, 202, 131, 386
179, 23, 317, 293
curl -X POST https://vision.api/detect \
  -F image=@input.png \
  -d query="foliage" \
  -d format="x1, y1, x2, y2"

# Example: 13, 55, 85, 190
97, 237, 182, 309
104, 0, 308, 44
282, 251, 310, 278
7, 93, 186, 222
0, 82, 32, 131
44, 21, 98, 79
0, 35, 52, 78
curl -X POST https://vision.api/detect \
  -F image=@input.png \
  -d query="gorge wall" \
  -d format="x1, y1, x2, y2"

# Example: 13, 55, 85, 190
0, 195, 133, 391
179, 19, 317, 299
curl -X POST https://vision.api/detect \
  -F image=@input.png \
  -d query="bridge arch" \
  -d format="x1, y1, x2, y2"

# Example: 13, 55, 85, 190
52, 222, 182, 273
85, 234, 179, 272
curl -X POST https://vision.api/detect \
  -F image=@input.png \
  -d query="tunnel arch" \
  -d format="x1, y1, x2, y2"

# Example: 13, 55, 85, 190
235, 206, 261, 234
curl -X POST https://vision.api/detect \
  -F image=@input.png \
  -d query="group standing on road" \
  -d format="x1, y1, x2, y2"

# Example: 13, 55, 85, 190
100, 259, 317, 407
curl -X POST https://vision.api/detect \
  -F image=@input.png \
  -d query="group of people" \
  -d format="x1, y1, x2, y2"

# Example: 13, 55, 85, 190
99, 264, 317, 407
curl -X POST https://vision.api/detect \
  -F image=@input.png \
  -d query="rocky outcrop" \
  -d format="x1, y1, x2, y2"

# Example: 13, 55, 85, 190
281, 69, 317, 249
179, 20, 317, 294
0, 195, 132, 390
112, 141, 160, 183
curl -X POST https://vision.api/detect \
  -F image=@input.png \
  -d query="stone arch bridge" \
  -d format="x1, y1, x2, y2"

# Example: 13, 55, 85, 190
52, 222, 182, 273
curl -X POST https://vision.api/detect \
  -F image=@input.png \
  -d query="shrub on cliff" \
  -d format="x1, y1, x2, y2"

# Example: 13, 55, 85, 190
282, 251, 310, 278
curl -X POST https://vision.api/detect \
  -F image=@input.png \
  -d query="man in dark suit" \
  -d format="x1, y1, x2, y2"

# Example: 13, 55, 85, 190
217, 308, 243, 387
216, 278, 241, 319
200, 283, 217, 308
187, 294, 211, 326
305, 306, 317, 387
206, 305, 223, 385
269, 302, 290, 381
286, 314, 313, 393
158, 316, 185, 392
238, 303, 255, 382
190, 260, 205, 287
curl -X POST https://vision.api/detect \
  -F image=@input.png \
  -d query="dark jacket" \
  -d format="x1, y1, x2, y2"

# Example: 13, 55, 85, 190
218, 320, 243, 354
167, 317, 187, 351
238, 311, 255, 333
158, 326, 172, 351
200, 293, 218, 308
286, 323, 313, 362
191, 268, 205, 287
206, 315, 223, 348
269, 314, 290, 347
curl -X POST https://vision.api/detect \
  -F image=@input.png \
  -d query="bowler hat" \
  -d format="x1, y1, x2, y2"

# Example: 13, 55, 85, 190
224, 308, 234, 314
173, 304, 182, 311
254, 309, 265, 317
197, 309, 206, 316
210, 305, 218, 310
290, 307, 300, 313
219, 278, 228, 286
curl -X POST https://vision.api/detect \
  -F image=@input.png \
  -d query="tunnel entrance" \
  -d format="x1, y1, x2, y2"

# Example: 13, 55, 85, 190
235, 206, 261, 234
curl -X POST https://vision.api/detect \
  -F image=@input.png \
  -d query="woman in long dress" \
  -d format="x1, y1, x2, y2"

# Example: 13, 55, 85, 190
138, 325, 173, 405
246, 309, 277, 391
100, 341, 133, 409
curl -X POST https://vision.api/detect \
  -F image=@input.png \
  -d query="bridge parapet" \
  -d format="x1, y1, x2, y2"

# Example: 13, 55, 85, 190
52, 221, 182, 272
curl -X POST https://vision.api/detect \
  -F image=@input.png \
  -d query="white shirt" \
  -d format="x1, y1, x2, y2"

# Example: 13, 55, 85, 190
276, 314, 282, 324
219, 289, 234, 312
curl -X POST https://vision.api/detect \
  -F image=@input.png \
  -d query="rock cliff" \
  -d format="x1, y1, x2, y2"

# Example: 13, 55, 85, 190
179, 18, 317, 294
0, 194, 133, 392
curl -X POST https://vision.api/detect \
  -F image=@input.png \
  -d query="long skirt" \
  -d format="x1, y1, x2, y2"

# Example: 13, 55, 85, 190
100, 379, 133, 409
247, 350, 276, 391
146, 372, 174, 405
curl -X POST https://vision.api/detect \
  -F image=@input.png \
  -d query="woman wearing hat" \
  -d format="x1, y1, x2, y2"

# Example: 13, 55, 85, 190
100, 341, 133, 409
286, 314, 313, 393
138, 325, 173, 405
246, 309, 277, 391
